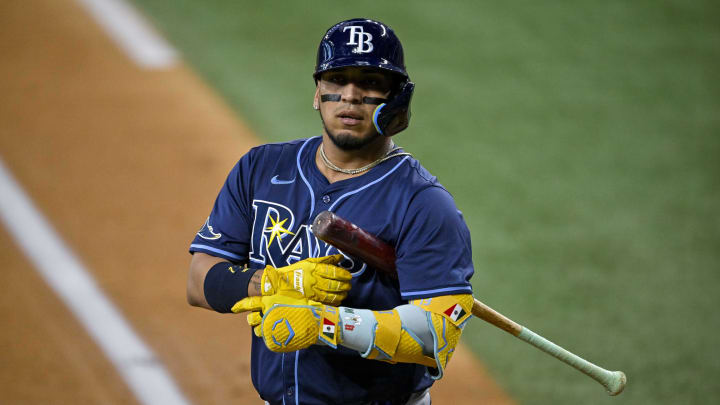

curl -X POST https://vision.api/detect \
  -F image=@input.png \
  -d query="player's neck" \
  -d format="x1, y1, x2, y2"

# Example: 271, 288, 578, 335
316, 134, 393, 183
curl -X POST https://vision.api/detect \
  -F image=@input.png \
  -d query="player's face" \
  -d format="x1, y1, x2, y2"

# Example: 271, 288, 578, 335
315, 67, 394, 150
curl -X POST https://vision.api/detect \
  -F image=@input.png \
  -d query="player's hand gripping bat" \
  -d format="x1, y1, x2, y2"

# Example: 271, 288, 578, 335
311, 210, 627, 396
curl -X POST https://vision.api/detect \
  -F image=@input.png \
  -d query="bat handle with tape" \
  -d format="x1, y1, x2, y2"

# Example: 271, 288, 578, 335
471, 299, 626, 395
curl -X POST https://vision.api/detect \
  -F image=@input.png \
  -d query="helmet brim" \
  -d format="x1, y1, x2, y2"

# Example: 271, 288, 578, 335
314, 56, 408, 80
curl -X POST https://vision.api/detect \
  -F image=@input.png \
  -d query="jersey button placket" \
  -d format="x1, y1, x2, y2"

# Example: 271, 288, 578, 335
322, 194, 331, 204
282, 353, 295, 402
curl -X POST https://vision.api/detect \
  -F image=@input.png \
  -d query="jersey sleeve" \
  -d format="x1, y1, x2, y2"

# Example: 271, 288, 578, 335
189, 153, 254, 263
395, 186, 474, 300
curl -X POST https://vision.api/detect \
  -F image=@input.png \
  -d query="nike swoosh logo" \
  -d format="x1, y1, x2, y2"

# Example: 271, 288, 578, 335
271, 175, 296, 185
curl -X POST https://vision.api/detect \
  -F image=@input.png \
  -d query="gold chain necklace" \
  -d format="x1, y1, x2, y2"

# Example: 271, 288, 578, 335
319, 144, 412, 175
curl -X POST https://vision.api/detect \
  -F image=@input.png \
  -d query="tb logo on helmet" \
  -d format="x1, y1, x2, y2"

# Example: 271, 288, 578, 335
343, 26, 373, 54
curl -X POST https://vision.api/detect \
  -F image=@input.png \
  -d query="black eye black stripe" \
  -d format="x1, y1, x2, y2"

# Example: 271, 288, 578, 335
320, 94, 341, 102
320, 94, 387, 105
361, 97, 387, 105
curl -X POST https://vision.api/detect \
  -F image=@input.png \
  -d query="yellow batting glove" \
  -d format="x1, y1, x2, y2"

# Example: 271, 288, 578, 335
232, 294, 311, 336
261, 255, 352, 305
231, 296, 264, 335
259, 303, 341, 352
246, 311, 262, 337
232, 255, 350, 336
231, 296, 262, 313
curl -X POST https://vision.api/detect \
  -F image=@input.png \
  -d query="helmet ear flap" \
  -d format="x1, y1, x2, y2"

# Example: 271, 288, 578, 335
373, 81, 414, 137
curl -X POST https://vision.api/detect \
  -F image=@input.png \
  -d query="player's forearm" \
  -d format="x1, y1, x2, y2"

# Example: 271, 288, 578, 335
336, 294, 474, 379
255, 296, 470, 379
187, 252, 225, 309
248, 270, 263, 297
339, 305, 434, 355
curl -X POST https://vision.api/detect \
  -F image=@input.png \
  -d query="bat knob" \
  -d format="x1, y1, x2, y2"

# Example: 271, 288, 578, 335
311, 211, 334, 240
606, 371, 626, 396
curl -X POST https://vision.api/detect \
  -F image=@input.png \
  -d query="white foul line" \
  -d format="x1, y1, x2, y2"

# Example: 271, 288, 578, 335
0, 157, 192, 405
75, 0, 178, 68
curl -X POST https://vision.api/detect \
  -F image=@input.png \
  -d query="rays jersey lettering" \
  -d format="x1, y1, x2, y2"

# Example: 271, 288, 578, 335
249, 200, 365, 273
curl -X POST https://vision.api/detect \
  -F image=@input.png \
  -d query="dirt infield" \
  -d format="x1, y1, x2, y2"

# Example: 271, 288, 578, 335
0, 0, 514, 403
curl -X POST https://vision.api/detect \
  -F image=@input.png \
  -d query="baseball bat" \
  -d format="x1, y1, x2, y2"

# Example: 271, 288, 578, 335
311, 210, 626, 396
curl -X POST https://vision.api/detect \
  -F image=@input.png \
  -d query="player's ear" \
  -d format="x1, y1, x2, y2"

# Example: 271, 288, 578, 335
313, 87, 320, 110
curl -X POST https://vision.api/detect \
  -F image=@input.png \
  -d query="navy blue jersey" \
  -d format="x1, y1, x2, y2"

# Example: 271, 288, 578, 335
190, 136, 473, 405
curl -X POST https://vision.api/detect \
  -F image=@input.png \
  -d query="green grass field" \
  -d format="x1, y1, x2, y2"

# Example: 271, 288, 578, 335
131, 1, 720, 403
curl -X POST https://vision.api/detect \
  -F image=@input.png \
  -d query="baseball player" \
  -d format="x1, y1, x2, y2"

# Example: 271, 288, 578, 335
187, 18, 474, 405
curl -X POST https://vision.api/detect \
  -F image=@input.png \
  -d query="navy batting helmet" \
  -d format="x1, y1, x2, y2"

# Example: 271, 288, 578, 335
314, 18, 408, 81
314, 18, 414, 136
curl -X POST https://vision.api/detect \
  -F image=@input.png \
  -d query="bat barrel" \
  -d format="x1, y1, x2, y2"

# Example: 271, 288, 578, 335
312, 211, 397, 278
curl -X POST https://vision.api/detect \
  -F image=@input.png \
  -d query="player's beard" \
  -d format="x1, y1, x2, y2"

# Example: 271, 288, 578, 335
320, 112, 381, 151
